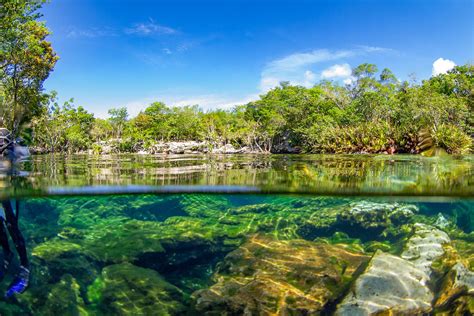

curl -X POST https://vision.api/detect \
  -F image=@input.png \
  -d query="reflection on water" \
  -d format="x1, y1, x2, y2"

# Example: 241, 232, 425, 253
0, 194, 471, 314
0, 154, 473, 198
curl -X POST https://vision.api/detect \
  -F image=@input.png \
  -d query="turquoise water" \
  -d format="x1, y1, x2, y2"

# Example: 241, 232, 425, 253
0, 154, 472, 315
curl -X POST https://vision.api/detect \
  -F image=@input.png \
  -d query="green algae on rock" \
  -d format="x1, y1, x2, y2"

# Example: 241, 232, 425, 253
87, 263, 187, 315
193, 235, 369, 315
36, 275, 89, 315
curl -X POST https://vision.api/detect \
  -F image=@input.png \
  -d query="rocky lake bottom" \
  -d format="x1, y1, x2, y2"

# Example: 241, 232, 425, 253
0, 194, 471, 315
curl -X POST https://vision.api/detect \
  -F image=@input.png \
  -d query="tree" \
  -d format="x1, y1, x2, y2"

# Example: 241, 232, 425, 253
108, 107, 128, 138
0, 0, 58, 135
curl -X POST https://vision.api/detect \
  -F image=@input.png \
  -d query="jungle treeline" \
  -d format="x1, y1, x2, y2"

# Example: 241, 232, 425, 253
30, 63, 473, 154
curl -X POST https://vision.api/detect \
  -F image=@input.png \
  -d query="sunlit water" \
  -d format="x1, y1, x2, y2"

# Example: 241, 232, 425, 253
0, 154, 472, 315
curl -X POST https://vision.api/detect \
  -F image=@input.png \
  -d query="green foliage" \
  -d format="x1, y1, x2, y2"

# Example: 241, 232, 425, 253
32, 94, 95, 152
108, 107, 128, 138
23, 63, 474, 154
433, 124, 472, 154
0, 0, 58, 135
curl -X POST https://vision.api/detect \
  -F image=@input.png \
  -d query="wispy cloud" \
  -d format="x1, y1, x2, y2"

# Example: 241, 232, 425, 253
67, 27, 117, 38
95, 93, 259, 119
66, 19, 179, 39
125, 19, 178, 36
260, 46, 395, 91
265, 49, 353, 74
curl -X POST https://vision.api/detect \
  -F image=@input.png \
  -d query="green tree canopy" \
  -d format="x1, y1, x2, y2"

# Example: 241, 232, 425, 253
0, 0, 58, 135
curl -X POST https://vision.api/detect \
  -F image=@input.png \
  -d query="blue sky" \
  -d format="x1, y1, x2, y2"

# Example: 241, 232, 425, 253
41, 0, 474, 117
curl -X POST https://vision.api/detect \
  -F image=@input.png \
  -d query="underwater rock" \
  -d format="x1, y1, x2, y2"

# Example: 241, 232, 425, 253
336, 251, 433, 315
84, 216, 241, 275
297, 201, 418, 241
434, 262, 474, 314
37, 274, 89, 315
14, 274, 89, 315
123, 195, 186, 221
329, 201, 417, 240
193, 235, 369, 315
0, 303, 26, 316
401, 223, 451, 275
434, 213, 452, 229
87, 263, 186, 315
83, 220, 165, 263
32, 240, 83, 261
452, 239, 474, 270
178, 194, 231, 217
32, 239, 99, 286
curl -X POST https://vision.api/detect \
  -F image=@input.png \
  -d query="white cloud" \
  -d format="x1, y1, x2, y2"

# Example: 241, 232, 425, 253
432, 58, 456, 76
259, 46, 393, 92
125, 19, 178, 36
321, 63, 352, 79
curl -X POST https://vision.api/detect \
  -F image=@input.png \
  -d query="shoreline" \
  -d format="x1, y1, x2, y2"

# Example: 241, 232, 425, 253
30, 140, 440, 156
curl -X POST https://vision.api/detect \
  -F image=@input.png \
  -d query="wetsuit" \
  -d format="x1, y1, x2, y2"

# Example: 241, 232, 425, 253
0, 200, 29, 268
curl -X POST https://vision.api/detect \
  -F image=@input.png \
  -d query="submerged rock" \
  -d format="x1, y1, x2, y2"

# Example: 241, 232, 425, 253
32, 239, 99, 286
84, 220, 165, 263
336, 251, 433, 315
87, 263, 186, 315
337, 224, 454, 315
298, 201, 418, 241
434, 262, 474, 314
401, 223, 451, 275
336, 201, 417, 236
193, 235, 369, 315
38, 275, 89, 315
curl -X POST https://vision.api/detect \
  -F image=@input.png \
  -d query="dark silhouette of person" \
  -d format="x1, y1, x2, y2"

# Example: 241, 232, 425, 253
0, 127, 30, 297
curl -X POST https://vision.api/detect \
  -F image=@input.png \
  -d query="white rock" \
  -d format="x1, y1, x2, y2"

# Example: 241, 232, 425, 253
401, 223, 450, 275
336, 251, 433, 316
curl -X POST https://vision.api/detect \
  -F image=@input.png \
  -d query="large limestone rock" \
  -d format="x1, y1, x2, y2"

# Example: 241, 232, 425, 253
336, 251, 433, 315
193, 235, 369, 315
337, 224, 452, 315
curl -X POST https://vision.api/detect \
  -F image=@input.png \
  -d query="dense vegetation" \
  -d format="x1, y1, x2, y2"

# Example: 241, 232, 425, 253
30, 64, 473, 154
1, 1, 472, 155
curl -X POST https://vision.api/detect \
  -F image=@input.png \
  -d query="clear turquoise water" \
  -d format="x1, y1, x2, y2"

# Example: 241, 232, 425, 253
0, 154, 472, 315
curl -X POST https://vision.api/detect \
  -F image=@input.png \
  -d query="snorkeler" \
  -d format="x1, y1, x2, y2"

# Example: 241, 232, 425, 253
0, 127, 30, 297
